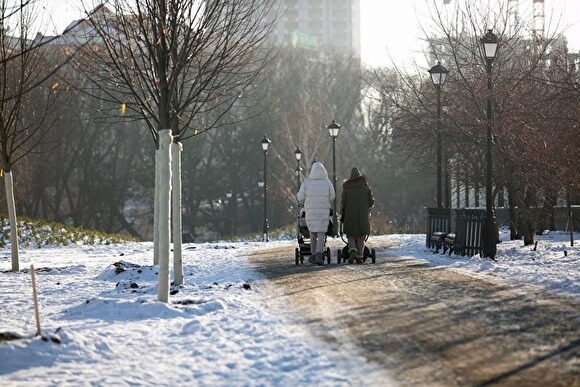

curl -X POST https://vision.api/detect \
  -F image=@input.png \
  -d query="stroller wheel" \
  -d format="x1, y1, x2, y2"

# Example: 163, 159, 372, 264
295, 248, 300, 265
326, 247, 331, 264
371, 248, 376, 264
337, 249, 342, 264
363, 246, 371, 263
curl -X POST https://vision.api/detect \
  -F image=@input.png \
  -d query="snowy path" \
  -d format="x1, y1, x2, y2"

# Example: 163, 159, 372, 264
249, 241, 580, 386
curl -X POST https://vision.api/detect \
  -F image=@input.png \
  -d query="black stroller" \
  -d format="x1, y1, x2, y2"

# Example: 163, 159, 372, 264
336, 216, 376, 264
295, 207, 333, 265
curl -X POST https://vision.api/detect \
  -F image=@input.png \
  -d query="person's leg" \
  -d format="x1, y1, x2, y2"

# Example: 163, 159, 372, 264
347, 236, 357, 263
315, 232, 325, 264
310, 234, 318, 256
308, 233, 318, 264
355, 236, 366, 263
316, 232, 327, 253
356, 236, 365, 256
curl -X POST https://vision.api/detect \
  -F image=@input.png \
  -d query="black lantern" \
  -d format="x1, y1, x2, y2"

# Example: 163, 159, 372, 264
481, 29, 499, 61
260, 136, 271, 242
428, 62, 449, 86
481, 29, 499, 259
326, 120, 340, 236
428, 62, 449, 208
294, 147, 303, 191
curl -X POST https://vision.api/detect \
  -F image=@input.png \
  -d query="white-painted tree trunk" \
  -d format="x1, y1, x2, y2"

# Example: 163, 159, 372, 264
171, 141, 184, 286
153, 146, 160, 265
4, 170, 19, 272
157, 129, 172, 302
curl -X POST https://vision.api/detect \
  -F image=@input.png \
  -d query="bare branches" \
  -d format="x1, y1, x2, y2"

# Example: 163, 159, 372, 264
72, 0, 276, 145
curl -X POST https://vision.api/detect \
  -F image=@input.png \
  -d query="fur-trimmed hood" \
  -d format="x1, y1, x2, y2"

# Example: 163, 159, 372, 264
343, 175, 367, 188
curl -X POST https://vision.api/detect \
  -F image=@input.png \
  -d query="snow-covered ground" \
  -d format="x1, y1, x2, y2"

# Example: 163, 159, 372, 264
0, 241, 388, 386
0, 231, 578, 386
381, 229, 580, 296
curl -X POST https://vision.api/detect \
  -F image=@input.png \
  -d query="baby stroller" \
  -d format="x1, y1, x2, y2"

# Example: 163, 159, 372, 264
336, 214, 376, 264
295, 207, 333, 265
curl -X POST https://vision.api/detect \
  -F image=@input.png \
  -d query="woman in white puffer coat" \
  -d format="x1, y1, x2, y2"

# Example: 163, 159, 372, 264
296, 161, 335, 265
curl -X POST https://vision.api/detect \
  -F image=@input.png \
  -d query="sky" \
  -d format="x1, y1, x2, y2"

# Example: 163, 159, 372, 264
360, 0, 580, 68
39, 0, 580, 70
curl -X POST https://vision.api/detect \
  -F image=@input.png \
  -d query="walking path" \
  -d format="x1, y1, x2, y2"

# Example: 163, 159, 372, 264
248, 240, 580, 386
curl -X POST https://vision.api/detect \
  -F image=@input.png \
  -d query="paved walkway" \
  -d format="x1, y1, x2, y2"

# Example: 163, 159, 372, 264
248, 241, 580, 386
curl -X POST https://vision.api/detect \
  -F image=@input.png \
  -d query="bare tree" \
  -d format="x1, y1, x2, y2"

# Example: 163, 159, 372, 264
72, 0, 275, 301
0, 0, 73, 271
364, 0, 580, 243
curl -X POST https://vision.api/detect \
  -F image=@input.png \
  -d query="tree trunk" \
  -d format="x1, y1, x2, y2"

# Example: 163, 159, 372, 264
154, 145, 160, 265
507, 185, 519, 240
172, 141, 183, 286
4, 170, 20, 272
157, 130, 172, 302
521, 187, 536, 246
522, 216, 534, 245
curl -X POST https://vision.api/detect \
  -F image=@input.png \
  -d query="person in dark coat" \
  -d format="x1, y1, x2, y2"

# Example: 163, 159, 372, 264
340, 167, 375, 264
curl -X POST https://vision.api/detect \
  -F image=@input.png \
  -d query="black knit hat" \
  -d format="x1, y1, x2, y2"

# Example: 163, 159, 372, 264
350, 167, 361, 179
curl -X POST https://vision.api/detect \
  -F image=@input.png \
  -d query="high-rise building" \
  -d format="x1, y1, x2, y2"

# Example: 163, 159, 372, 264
272, 0, 361, 57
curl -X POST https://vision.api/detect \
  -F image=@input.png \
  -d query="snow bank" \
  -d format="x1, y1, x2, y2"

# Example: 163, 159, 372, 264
380, 230, 580, 296
0, 241, 388, 386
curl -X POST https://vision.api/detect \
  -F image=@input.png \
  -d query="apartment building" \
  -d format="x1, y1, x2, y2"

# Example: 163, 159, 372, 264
272, 0, 361, 57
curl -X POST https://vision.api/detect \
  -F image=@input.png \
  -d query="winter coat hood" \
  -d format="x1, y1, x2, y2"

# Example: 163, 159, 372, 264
309, 162, 329, 180
343, 175, 367, 188
350, 167, 362, 179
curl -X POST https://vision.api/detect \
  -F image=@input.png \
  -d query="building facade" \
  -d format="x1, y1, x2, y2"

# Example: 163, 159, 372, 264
272, 0, 360, 57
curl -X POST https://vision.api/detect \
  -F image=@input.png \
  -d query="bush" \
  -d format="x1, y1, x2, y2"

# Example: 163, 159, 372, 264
0, 216, 138, 248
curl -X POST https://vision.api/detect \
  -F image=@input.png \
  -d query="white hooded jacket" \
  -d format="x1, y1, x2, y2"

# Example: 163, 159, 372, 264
296, 162, 336, 233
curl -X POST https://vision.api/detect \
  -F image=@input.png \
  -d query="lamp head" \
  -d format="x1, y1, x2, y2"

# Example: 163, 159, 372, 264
428, 62, 449, 86
481, 29, 499, 60
327, 120, 340, 137
260, 135, 271, 151
294, 147, 302, 161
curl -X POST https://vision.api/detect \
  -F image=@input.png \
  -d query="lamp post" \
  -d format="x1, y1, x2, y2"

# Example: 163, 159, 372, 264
327, 120, 340, 236
294, 147, 303, 191
428, 62, 449, 208
260, 136, 271, 242
481, 29, 499, 259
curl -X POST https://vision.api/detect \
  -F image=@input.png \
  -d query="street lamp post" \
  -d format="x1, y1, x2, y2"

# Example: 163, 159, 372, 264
481, 29, 499, 259
428, 62, 449, 208
327, 120, 340, 236
294, 147, 303, 191
260, 136, 271, 242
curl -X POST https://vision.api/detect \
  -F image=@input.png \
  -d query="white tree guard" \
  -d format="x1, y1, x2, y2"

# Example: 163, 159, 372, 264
157, 129, 172, 302
4, 171, 19, 272
153, 145, 160, 265
171, 141, 184, 286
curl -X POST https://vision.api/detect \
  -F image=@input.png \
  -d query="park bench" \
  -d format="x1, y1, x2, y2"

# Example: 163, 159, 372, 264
427, 208, 487, 257
426, 208, 451, 252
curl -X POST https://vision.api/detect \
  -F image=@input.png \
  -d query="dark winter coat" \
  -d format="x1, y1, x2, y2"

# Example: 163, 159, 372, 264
340, 176, 375, 236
